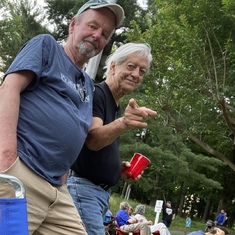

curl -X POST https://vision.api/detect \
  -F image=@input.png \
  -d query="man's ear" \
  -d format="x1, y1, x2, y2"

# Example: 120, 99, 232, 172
110, 61, 116, 75
69, 17, 76, 34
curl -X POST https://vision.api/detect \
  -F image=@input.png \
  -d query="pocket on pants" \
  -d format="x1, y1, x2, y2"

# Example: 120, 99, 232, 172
0, 157, 19, 198
0, 156, 19, 173
0, 157, 20, 198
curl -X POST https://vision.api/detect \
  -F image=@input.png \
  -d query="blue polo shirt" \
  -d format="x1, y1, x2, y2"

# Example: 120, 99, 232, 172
5, 34, 94, 185
116, 209, 130, 226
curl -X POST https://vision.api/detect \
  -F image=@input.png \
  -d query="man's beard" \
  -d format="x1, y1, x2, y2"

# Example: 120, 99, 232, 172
77, 38, 99, 58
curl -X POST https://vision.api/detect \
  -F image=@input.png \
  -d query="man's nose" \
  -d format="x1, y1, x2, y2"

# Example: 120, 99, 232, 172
130, 67, 141, 77
92, 28, 102, 40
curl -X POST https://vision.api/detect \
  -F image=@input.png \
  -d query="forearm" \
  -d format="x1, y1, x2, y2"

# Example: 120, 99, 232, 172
128, 217, 138, 224
86, 117, 129, 150
86, 98, 157, 151
0, 71, 34, 171
0, 89, 20, 171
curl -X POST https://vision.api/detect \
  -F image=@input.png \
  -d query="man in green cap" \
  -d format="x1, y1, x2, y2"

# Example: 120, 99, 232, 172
0, 0, 124, 234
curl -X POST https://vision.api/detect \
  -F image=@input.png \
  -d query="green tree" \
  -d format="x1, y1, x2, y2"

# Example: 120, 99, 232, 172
124, 0, 235, 171
113, 91, 223, 217
121, 0, 235, 224
0, 0, 50, 74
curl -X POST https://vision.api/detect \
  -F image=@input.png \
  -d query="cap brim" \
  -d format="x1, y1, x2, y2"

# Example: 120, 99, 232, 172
90, 4, 124, 28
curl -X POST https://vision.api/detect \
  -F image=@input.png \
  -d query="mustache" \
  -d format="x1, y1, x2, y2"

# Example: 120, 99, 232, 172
83, 37, 99, 50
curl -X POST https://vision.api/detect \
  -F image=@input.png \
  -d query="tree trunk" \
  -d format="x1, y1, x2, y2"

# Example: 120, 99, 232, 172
178, 182, 187, 217
121, 181, 128, 197
202, 200, 211, 221
149, 172, 162, 207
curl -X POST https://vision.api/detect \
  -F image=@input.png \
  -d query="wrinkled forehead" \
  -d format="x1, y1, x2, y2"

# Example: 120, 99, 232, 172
125, 53, 148, 66
79, 8, 116, 31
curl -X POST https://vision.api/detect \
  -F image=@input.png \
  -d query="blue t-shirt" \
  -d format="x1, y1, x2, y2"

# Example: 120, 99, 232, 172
116, 209, 130, 226
186, 218, 192, 228
5, 34, 94, 185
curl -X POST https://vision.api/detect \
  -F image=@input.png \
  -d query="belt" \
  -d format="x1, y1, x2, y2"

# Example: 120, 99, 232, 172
68, 170, 111, 191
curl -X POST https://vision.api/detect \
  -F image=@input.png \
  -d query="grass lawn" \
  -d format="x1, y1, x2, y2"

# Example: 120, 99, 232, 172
109, 193, 235, 235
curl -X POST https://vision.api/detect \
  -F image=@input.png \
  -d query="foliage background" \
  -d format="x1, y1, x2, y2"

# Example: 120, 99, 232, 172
0, 0, 234, 229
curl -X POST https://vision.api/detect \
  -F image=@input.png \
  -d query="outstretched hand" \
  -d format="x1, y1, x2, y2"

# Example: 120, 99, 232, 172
121, 98, 157, 130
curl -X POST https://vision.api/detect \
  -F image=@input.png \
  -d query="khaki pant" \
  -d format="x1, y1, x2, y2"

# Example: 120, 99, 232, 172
0, 157, 87, 235
120, 222, 151, 235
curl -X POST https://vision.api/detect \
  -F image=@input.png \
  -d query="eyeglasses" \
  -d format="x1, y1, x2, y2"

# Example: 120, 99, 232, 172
75, 73, 87, 102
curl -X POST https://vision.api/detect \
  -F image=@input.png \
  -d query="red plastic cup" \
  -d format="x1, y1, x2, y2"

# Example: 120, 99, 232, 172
125, 153, 151, 179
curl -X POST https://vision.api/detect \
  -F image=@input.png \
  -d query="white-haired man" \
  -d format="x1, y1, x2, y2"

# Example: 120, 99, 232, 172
67, 42, 156, 234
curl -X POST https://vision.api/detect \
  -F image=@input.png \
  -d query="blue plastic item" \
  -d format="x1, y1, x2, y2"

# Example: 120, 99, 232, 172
0, 174, 28, 235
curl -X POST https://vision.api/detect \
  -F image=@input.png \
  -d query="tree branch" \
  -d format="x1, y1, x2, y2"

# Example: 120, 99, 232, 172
187, 133, 235, 171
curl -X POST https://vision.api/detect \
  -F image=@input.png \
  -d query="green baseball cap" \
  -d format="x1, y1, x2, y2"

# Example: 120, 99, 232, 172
76, 0, 125, 28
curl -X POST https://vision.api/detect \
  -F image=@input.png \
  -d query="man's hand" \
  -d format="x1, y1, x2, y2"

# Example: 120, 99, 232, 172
120, 161, 143, 180
121, 98, 157, 130
128, 217, 138, 224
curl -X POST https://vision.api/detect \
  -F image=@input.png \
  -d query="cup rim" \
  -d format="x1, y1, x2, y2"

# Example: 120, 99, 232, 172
133, 153, 151, 163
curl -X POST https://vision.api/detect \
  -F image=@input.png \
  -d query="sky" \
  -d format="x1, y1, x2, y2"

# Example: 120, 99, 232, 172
36, 0, 146, 7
